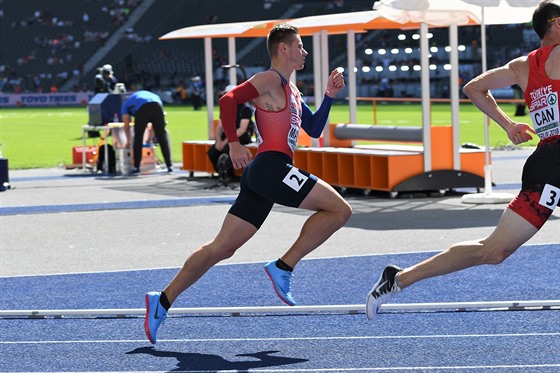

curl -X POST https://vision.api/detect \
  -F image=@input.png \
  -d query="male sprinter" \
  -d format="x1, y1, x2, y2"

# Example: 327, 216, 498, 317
144, 23, 351, 343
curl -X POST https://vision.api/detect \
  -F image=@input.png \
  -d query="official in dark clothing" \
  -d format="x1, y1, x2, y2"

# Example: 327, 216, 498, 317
207, 85, 254, 178
122, 90, 173, 173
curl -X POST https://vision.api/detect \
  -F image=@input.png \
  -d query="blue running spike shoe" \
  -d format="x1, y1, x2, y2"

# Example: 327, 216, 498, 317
264, 260, 296, 306
366, 265, 402, 320
144, 291, 168, 344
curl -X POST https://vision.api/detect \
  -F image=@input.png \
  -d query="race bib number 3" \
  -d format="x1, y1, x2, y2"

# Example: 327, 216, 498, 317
282, 166, 309, 192
539, 183, 560, 211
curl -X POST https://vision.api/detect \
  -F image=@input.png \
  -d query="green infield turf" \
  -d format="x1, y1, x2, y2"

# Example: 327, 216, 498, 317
0, 102, 537, 169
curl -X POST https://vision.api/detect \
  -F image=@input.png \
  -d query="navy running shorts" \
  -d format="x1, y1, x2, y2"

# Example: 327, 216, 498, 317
228, 151, 318, 229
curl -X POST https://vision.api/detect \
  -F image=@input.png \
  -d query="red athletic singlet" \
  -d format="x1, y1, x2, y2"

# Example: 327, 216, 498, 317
253, 72, 303, 159
508, 44, 560, 229
524, 44, 560, 140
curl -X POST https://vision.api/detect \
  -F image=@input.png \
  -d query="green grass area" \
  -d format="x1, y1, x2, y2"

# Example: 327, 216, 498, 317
0, 102, 537, 169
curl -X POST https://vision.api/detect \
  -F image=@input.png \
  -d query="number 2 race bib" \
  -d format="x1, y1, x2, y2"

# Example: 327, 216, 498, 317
282, 166, 309, 192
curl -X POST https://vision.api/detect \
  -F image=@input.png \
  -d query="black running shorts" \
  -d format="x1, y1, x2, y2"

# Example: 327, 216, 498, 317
508, 136, 560, 229
228, 151, 318, 229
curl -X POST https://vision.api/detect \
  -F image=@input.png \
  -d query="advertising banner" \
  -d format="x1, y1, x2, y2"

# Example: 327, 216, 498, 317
0, 92, 92, 107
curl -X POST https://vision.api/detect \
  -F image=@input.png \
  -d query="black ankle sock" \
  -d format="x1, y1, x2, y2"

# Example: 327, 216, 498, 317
160, 291, 171, 310
276, 258, 293, 272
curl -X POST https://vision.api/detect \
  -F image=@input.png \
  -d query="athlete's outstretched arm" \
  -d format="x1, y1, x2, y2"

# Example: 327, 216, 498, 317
463, 58, 535, 145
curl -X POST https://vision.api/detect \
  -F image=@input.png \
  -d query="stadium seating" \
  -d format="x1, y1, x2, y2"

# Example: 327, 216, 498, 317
0, 0, 535, 96
0, 0, 138, 92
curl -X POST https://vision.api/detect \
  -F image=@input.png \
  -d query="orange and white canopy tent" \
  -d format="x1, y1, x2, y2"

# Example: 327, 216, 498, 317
159, 11, 429, 140
288, 10, 423, 34
159, 19, 284, 39
159, 11, 424, 40
157, 10, 471, 173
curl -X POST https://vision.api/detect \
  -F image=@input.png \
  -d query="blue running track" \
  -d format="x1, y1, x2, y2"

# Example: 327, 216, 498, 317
1, 244, 559, 372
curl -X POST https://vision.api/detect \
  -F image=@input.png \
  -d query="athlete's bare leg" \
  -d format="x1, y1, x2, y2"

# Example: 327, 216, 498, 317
280, 178, 352, 268
396, 208, 539, 289
163, 214, 258, 304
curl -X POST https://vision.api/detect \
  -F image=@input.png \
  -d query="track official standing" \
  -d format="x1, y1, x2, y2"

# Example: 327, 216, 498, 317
122, 90, 173, 174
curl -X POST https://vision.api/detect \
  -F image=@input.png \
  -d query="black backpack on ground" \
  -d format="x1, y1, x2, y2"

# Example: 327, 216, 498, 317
97, 144, 116, 174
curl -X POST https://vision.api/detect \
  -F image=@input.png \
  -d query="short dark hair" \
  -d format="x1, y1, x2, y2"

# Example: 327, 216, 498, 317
532, 0, 560, 39
267, 23, 299, 57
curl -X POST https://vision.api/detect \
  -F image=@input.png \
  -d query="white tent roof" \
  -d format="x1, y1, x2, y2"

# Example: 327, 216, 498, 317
373, 0, 539, 26
159, 19, 284, 39
288, 10, 422, 34
160, 1, 541, 41
159, 11, 426, 40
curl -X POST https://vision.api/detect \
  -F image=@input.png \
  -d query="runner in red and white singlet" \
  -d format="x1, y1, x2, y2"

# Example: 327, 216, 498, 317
143, 24, 352, 342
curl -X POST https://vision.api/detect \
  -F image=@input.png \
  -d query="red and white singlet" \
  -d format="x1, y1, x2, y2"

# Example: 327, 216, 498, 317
524, 44, 560, 140
253, 74, 303, 159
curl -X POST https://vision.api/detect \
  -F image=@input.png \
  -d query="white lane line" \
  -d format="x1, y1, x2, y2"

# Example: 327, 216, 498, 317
1, 332, 559, 344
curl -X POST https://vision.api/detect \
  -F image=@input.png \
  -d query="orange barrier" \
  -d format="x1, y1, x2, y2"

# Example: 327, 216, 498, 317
183, 122, 313, 177
182, 122, 487, 193
323, 123, 486, 191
